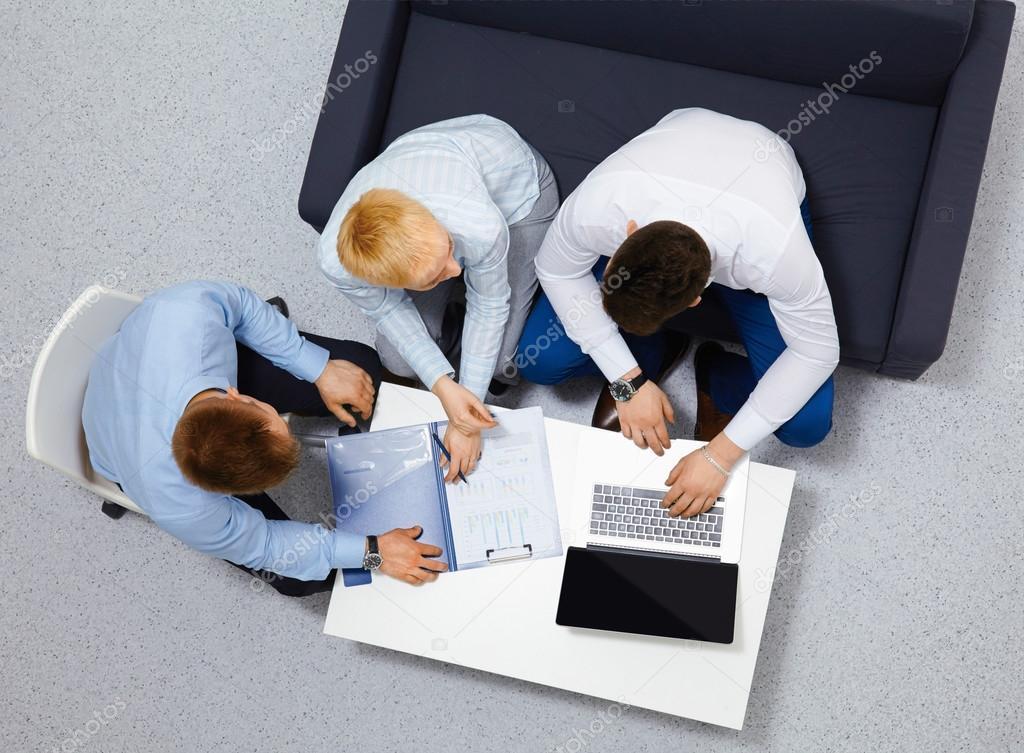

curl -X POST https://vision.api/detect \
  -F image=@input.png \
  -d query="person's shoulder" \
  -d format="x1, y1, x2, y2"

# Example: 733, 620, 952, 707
134, 464, 228, 522
395, 114, 525, 151
147, 280, 241, 307
316, 222, 356, 286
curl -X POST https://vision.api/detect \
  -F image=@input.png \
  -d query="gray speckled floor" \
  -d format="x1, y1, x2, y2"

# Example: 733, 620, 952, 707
1, 2, 1022, 752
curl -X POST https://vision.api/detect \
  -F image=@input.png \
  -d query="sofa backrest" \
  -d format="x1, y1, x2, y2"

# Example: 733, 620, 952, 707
411, 0, 975, 106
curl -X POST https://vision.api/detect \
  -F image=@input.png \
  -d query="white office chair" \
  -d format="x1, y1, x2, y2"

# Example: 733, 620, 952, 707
25, 285, 338, 521
26, 286, 146, 518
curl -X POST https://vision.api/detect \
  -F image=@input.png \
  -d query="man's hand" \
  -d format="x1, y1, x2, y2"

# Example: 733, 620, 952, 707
377, 526, 448, 585
662, 433, 745, 517
432, 376, 497, 435
440, 424, 481, 483
315, 359, 375, 428
615, 368, 675, 456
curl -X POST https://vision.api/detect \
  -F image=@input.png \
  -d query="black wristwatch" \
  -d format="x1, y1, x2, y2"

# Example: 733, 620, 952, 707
608, 373, 649, 402
362, 535, 383, 571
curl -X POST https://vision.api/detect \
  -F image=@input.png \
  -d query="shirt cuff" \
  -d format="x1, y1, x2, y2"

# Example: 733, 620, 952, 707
723, 402, 777, 451
331, 529, 367, 570
416, 352, 456, 392
460, 354, 495, 402
589, 336, 640, 383
290, 339, 331, 383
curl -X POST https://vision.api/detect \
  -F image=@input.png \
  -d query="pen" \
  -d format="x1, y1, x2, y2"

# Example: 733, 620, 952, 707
430, 431, 469, 484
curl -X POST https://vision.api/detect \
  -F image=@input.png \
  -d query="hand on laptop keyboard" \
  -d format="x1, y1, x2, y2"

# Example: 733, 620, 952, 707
591, 484, 725, 547
663, 444, 738, 517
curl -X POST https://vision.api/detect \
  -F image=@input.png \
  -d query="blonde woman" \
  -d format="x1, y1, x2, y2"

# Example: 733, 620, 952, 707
317, 114, 558, 482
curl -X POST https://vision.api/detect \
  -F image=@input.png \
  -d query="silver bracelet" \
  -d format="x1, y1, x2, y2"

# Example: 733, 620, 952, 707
700, 444, 730, 477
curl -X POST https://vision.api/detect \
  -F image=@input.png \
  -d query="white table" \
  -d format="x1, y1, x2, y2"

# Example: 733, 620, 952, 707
324, 384, 794, 729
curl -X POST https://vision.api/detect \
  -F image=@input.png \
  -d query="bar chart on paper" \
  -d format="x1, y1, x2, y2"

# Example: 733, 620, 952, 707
443, 410, 563, 568
462, 504, 532, 552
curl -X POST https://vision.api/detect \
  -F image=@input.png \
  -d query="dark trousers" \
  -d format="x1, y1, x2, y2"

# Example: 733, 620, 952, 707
231, 333, 382, 597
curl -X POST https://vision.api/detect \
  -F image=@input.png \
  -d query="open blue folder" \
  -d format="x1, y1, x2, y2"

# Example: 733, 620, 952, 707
325, 406, 562, 586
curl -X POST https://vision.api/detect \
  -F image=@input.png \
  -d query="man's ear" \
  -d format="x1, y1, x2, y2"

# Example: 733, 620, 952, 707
225, 387, 242, 401
688, 296, 702, 309
626, 219, 639, 237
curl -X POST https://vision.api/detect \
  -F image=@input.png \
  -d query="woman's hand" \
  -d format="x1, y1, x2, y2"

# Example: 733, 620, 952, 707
440, 425, 482, 483
431, 376, 497, 435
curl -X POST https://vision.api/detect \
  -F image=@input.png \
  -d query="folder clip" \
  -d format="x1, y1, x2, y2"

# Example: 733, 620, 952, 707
485, 544, 533, 563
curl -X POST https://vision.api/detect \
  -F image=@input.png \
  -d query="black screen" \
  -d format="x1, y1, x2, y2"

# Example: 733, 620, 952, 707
555, 546, 738, 644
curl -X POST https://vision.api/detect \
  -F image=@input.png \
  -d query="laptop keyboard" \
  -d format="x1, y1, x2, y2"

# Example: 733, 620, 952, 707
590, 483, 725, 548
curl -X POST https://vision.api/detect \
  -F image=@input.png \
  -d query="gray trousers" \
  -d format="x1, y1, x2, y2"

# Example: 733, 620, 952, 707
376, 147, 560, 389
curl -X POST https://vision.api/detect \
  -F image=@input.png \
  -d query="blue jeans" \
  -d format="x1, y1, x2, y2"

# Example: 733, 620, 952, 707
515, 199, 834, 448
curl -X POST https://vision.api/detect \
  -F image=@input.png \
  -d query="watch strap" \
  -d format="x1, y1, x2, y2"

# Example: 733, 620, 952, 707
361, 534, 382, 571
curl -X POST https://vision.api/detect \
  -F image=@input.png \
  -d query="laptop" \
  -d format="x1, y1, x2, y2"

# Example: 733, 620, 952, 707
555, 431, 750, 644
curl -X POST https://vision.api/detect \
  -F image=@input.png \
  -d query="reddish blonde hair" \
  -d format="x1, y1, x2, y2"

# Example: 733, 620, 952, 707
337, 188, 439, 286
172, 399, 299, 494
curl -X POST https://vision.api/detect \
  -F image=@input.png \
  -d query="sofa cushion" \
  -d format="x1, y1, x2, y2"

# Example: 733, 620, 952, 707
378, 11, 939, 367
411, 0, 973, 107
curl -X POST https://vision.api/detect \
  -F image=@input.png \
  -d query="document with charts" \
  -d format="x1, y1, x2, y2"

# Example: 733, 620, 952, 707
325, 406, 562, 579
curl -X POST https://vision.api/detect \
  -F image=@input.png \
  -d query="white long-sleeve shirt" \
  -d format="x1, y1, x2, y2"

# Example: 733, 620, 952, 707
535, 108, 840, 450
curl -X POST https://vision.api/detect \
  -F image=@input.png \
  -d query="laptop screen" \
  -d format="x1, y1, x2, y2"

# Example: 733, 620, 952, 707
555, 546, 738, 644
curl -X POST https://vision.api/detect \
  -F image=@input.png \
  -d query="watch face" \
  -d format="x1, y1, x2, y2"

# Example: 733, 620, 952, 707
365, 553, 383, 570
609, 380, 634, 402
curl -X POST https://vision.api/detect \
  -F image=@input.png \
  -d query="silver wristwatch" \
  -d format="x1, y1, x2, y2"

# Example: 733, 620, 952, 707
608, 372, 649, 402
362, 535, 383, 570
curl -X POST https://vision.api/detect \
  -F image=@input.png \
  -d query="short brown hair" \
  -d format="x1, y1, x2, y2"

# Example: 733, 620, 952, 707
171, 399, 300, 494
337, 188, 439, 287
602, 221, 711, 336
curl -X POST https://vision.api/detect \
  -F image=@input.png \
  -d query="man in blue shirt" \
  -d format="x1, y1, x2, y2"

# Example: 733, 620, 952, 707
83, 281, 447, 595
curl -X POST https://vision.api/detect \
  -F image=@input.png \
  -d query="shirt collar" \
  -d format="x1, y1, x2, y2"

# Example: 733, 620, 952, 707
175, 375, 232, 420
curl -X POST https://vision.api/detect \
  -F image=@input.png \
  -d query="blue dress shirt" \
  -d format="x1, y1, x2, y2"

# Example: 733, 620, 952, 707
82, 281, 366, 580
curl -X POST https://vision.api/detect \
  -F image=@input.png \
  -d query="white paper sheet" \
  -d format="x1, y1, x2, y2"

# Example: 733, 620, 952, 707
442, 407, 563, 568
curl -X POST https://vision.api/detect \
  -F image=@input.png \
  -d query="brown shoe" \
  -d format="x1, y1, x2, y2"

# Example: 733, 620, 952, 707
591, 386, 621, 432
693, 341, 734, 441
590, 332, 692, 431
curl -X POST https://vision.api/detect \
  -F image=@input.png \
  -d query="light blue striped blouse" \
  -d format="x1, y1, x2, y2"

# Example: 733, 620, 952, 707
317, 114, 540, 400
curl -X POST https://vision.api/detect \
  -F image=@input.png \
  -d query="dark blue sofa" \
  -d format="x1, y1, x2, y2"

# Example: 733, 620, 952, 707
299, 0, 1015, 380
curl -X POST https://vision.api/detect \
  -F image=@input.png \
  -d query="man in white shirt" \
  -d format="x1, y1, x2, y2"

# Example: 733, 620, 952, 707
516, 108, 839, 517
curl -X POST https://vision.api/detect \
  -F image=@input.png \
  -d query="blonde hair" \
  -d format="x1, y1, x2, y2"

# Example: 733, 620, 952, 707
337, 188, 440, 286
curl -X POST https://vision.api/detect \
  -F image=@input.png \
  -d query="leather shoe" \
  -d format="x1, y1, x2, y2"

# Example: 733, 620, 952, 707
266, 296, 289, 318
590, 331, 692, 432
693, 341, 734, 441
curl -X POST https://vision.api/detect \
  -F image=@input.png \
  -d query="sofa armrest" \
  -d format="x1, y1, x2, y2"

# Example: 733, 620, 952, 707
298, 0, 411, 233
880, 0, 1015, 380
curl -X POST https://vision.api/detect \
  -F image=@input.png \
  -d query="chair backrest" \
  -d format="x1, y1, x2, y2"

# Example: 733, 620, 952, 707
26, 286, 146, 514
